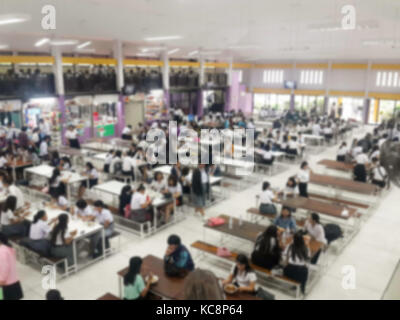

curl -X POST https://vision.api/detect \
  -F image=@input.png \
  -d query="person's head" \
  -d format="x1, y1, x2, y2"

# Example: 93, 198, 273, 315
0, 232, 10, 247
124, 256, 143, 286
182, 167, 190, 177
291, 231, 308, 262
234, 254, 251, 274
280, 206, 292, 218
33, 210, 47, 223
167, 234, 181, 252
4, 195, 17, 212
93, 200, 105, 212
183, 269, 224, 300
154, 171, 163, 182
68, 125, 74, 131
52, 151, 59, 159
115, 150, 122, 158
262, 181, 270, 191
168, 175, 178, 187
51, 213, 69, 245
137, 184, 145, 194
300, 161, 308, 170
76, 199, 88, 210
46, 289, 64, 300
287, 177, 297, 188
85, 162, 94, 171
2, 175, 13, 187
310, 212, 320, 225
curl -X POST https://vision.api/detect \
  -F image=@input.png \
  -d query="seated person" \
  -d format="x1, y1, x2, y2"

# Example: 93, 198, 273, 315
90, 200, 114, 258
25, 210, 57, 255
183, 269, 224, 300
258, 181, 277, 215
261, 144, 274, 165
336, 142, 348, 162
370, 157, 387, 188
287, 137, 299, 156
103, 150, 114, 173
303, 213, 327, 264
273, 206, 296, 233
164, 234, 194, 276
353, 151, 369, 182
78, 162, 99, 199
0, 195, 29, 238
119, 185, 133, 216
71, 199, 93, 220
50, 189, 69, 211
282, 177, 298, 197
222, 254, 257, 293
123, 256, 153, 300
150, 171, 167, 193
251, 225, 282, 270
161, 175, 182, 223
130, 184, 153, 223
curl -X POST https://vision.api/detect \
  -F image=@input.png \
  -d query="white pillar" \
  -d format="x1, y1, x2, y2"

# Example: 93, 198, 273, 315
113, 39, 124, 91
51, 47, 64, 95
161, 49, 169, 90
199, 53, 205, 87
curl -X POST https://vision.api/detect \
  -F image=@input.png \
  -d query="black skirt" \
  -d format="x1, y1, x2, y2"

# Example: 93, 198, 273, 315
372, 179, 385, 188
336, 155, 345, 162
69, 138, 80, 149
353, 164, 367, 182
2, 281, 24, 300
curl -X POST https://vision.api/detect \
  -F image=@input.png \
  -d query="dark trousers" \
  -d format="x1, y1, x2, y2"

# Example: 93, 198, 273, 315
336, 155, 345, 162
2, 281, 24, 300
298, 183, 308, 198
284, 264, 308, 294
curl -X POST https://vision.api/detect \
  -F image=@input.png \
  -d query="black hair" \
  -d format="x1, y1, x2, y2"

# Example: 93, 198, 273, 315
94, 200, 105, 208
168, 175, 178, 187
76, 199, 87, 210
0, 232, 10, 247
289, 231, 309, 262
300, 161, 308, 169
311, 212, 320, 224
86, 162, 94, 170
257, 225, 281, 256
50, 214, 69, 245
154, 171, 163, 180
50, 168, 60, 185
4, 195, 17, 212
167, 234, 181, 246
262, 181, 270, 191
124, 256, 142, 286
137, 184, 145, 192
33, 210, 46, 224
280, 206, 292, 217
46, 290, 64, 300
115, 150, 122, 158
233, 254, 252, 277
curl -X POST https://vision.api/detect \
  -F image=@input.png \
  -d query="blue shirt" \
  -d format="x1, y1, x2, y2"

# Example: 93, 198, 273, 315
273, 216, 296, 232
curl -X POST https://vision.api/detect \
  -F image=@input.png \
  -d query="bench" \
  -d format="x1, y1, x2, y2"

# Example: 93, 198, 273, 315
97, 292, 121, 300
246, 207, 306, 227
308, 192, 369, 210
191, 240, 302, 298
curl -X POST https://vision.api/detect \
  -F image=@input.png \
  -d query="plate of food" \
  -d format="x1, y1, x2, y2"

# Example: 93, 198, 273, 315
145, 274, 159, 284
224, 283, 238, 295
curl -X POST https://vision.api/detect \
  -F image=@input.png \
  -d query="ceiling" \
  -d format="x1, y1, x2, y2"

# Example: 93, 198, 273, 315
0, 0, 399, 62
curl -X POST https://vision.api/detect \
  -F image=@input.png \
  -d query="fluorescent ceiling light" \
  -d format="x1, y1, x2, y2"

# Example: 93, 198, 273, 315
141, 47, 164, 52
144, 35, 183, 42
0, 44, 10, 50
228, 45, 260, 49
0, 14, 30, 26
75, 48, 96, 53
136, 52, 157, 57
77, 41, 92, 49
168, 48, 180, 55
35, 38, 50, 47
201, 51, 221, 55
50, 40, 79, 46
188, 50, 198, 56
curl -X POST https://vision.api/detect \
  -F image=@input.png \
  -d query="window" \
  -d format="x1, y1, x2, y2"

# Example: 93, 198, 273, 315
376, 71, 400, 87
263, 69, 284, 84
300, 70, 324, 85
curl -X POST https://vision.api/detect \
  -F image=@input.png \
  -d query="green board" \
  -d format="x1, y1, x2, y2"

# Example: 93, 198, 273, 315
96, 124, 115, 137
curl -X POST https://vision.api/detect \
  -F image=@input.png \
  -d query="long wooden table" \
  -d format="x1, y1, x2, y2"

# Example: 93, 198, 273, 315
310, 173, 376, 195
277, 196, 357, 220
117, 255, 259, 300
318, 159, 354, 172
204, 215, 322, 257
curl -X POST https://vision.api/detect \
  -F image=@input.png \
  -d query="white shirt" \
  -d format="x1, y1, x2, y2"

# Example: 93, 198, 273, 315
39, 141, 48, 156
89, 168, 99, 179
75, 205, 93, 218
283, 245, 310, 267
96, 208, 114, 225
151, 180, 167, 193
32, 133, 40, 143
304, 221, 327, 245
297, 169, 310, 183
0, 209, 15, 226
288, 140, 298, 150
58, 196, 69, 208
378, 138, 386, 148
312, 124, 321, 135
323, 127, 333, 135
262, 150, 273, 160
352, 146, 363, 158
9, 185, 24, 209
372, 166, 387, 181
0, 156, 7, 168
105, 153, 113, 165
370, 150, 380, 160
30, 219, 51, 240
230, 265, 257, 288
337, 146, 348, 156
200, 169, 209, 184
122, 127, 131, 135
122, 156, 132, 172
65, 129, 78, 140
130, 192, 147, 210
168, 183, 182, 195
40, 122, 50, 135
355, 153, 369, 165
259, 189, 274, 204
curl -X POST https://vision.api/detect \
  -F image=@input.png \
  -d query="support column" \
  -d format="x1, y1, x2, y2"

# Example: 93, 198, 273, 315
52, 47, 66, 146
197, 53, 205, 117
161, 49, 170, 112
113, 39, 124, 92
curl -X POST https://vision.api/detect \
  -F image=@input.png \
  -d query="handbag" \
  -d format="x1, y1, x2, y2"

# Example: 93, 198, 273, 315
207, 217, 226, 227
124, 204, 131, 219
217, 247, 231, 257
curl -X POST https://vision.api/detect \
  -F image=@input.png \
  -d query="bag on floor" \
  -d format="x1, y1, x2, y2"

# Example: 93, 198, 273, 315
256, 287, 275, 300
324, 223, 343, 244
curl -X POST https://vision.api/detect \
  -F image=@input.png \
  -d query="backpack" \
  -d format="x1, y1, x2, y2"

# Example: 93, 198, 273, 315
324, 224, 343, 244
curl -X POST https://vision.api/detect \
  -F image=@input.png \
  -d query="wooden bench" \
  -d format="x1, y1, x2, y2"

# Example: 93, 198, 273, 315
308, 193, 369, 210
191, 240, 302, 298
246, 208, 306, 227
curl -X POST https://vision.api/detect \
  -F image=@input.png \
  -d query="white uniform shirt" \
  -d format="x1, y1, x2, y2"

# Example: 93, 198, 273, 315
39, 141, 48, 156
230, 265, 257, 288
96, 208, 114, 225
30, 220, 51, 240
297, 169, 310, 183
304, 221, 327, 244
65, 129, 78, 140
9, 185, 24, 209
259, 189, 274, 204
372, 166, 387, 181
130, 192, 147, 210
0, 209, 16, 226
355, 153, 369, 165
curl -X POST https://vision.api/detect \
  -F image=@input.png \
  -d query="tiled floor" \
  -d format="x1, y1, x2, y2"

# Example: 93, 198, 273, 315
18, 126, 400, 300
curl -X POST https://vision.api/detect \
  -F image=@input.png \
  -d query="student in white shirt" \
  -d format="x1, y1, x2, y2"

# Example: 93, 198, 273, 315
287, 136, 299, 156
122, 125, 133, 140
151, 171, 167, 193
258, 181, 277, 215
65, 125, 80, 149
304, 213, 326, 264
71, 199, 93, 220
3, 176, 25, 209
297, 161, 311, 198
26, 210, 57, 255
162, 175, 182, 223
122, 152, 133, 181
50, 190, 69, 211
49, 214, 77, 266
90, 200, 115, 258
103, 149, 114, 173
39, 136, 50, 159
110, 150, 123, 175
39, 119, 51, 138
369, 145, 380, 161
282, 231, 310, 295
353, 151, 369, 183
370, 157, 387, 188
0, 195, 29, 238
336, 142, 348, 162
79, 162, 99, 198
0, 152, 7, 169
312, 122, 321, 136
222, 254, 257, 293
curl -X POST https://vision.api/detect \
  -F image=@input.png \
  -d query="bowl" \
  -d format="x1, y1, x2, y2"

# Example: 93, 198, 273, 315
146, 274, 159, 284
224, 284, 238, 295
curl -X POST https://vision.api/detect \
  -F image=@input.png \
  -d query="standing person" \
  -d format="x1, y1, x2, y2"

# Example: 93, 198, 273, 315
282, 231, 310, 296
65, 125, 80, 149
123, 257, 153, 300
103, 149, 114, 173
191, 164, 209, 219
370, 157, 388, 189
297, 161, 311, 198
0, 232, 24, 300
39, 136, 50, 160
353, 150, 369, 183
17, 127, 29, 149
39, 119, 50, 139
